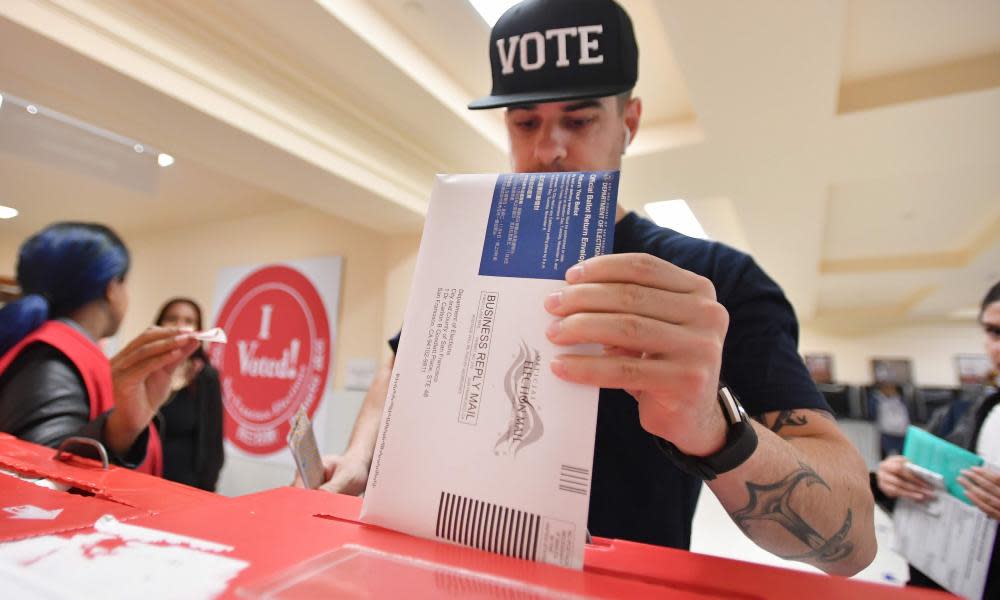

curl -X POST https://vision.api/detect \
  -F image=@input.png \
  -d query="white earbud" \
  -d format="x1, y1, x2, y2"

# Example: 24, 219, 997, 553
623, 126, 632, 148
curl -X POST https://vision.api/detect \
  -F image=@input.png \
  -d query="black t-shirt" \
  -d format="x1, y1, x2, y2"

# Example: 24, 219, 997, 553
389, 212, 829, 550
160, 385, 200, 487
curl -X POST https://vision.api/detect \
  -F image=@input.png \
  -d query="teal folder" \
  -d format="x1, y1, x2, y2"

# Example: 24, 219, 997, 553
902, 425, 983, 505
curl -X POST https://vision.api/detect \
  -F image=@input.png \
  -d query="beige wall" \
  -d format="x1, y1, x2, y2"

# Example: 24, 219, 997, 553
0, 239, 17, 276
113, 206, 391, 390
800, 320, 986, 387
1, 209, 422, 385
380, 233, 421, 363
0, 207, 395, 390
0, 238, 15, 312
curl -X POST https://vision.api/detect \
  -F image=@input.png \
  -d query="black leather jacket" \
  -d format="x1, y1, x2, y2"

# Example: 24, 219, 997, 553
0, 341, 147, 466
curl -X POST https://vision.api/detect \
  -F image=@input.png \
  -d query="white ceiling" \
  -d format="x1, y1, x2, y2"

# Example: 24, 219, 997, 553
0, 151, 293, 239
842, 0, 1000, 81
824, 165, 1000, 260
1, 0, 998, 333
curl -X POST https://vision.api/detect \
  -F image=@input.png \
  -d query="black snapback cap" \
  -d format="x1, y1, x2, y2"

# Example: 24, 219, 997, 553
468, 0, 638, 110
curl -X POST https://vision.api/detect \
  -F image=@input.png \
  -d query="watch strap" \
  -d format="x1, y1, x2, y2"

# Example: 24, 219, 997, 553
656, 387, 759, 481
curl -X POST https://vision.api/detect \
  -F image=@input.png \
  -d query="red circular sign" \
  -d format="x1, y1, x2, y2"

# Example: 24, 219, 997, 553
211, 265, 331, 455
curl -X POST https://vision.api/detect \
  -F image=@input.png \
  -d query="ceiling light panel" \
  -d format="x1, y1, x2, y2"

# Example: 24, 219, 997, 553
644, 200, 709, 239
0, 91, 175, 194
468, 0, 520, 26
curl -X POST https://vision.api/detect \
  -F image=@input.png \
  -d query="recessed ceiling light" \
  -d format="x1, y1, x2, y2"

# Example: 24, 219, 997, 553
948, 307, 980, 320
468, 0, 519, 26
26, 104, 38, 115
0, 205, 18, 219
134, 144, 144, 153
157, 153, 174, 167
644, 200, 709, 239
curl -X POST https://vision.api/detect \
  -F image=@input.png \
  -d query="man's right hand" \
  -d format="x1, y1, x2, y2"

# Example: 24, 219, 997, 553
292, 453, 370, 496
876, 455, 935, 502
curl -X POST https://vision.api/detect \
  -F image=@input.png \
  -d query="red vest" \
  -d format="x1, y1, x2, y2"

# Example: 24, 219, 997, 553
0, 321, 163, 476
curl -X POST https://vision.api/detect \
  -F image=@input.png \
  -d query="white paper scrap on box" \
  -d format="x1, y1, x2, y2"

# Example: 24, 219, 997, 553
0, 515, 247, 599
360, 171, 619, 569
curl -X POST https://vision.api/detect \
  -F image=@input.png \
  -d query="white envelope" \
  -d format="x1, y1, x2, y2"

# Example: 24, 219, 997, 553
360, 171, 619, 569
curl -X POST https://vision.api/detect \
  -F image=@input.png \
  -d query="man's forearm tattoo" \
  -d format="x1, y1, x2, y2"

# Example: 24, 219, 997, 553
732, 462, 854, 563
770, 410, 808, 433
753, 409, 835, 434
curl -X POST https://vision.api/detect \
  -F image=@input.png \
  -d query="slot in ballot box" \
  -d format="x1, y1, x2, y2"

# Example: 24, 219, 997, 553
1, 435, 950, 599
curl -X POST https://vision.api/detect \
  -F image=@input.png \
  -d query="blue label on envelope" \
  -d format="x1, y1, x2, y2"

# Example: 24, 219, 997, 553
479, 171, 618, 280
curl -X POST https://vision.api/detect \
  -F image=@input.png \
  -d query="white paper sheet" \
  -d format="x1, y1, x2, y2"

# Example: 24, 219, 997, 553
360, 172, 619, 569
893, 469, 998, 599
0, 467, 70, 492
193, 327, 227, 344
0, 515, 248, 599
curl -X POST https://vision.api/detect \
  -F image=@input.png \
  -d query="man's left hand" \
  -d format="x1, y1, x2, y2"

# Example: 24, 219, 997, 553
544, 253, 729, 456
959, 466, 1000, 520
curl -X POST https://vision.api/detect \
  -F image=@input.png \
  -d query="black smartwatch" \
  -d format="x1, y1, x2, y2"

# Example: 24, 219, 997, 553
657, 386, 758, 481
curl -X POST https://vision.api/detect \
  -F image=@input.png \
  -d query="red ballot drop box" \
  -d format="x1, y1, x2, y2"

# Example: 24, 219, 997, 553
0, 434, 951, 599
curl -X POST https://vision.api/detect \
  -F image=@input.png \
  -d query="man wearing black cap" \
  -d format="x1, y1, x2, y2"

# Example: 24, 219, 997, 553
313, 0, 876, 576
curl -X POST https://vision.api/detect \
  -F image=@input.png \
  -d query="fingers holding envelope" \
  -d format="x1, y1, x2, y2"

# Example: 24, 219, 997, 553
544, 253, 730, 456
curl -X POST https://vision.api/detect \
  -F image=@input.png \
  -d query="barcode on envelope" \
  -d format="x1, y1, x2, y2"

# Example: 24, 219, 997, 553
435, 492, 540, 560
559, 464, 590, 496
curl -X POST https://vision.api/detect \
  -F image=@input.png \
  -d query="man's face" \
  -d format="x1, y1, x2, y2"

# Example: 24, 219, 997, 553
982, 301, 1000, 371
504, 96, 640, 173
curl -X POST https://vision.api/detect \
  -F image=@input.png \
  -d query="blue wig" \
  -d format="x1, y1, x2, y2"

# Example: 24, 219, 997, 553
0, 222, 130, 355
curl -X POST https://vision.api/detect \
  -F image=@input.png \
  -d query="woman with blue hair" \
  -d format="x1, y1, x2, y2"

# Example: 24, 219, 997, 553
0, 222, 199, 473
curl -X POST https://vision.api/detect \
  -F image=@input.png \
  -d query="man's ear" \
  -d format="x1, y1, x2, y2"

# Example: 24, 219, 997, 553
624, 96, 642, 148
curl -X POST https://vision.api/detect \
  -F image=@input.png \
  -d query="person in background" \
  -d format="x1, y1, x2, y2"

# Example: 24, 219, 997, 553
874, 280, 1000, 593
869, 381, 910, 458
0, 222, 199, 472
154, 297, 224, 491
